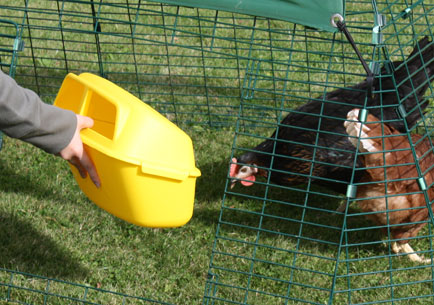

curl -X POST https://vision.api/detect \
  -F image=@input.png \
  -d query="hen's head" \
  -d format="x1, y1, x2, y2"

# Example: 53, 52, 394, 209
229, 152, 267, 188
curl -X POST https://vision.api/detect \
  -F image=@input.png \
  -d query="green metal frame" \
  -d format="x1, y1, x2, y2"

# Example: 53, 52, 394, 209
0, 267, 173, 304
205, 1, 434, 304
0, 17, 24, 150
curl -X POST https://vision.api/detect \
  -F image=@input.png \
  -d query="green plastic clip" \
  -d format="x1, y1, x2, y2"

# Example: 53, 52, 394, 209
417, 177, 428, 191
402, 8, 412, 19
375, 14, 387, 27
358, 108, 369, 123
372, 14, 386, 45
397, 104, 407, 119
369, 61, 381, 75
346, 184, 357, 198
13, 38, 24, 51
372, 26, 382, 45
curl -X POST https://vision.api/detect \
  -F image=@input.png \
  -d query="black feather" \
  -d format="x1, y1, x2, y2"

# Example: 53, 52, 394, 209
236, 36, 434, 194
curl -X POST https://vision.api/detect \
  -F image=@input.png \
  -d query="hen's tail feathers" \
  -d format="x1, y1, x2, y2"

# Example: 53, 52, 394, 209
398, 36, 434, 82
396, 36, 434, 122
407, 36, 434, 72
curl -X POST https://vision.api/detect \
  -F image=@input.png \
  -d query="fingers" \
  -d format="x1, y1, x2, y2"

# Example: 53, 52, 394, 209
59, 114, 101, 188
75, 116, 100, 187
68, 149, 101, 188
69, 156, 87, 178
77, 115, 94, 130
79, 147, 101, 188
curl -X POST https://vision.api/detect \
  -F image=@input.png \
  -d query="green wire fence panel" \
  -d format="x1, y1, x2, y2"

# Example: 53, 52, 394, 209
0, 0, 315, 128
0, 267, 174, 305
205, 1, 434, 305
0, 0, 348, 128
0, 18, 23, 77
0, 17, 24, 151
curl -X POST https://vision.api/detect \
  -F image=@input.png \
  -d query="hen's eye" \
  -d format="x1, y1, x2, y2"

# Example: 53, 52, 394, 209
240, 168, 248, 173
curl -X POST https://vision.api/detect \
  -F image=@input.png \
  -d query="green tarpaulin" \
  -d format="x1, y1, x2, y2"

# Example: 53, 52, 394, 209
151, 0, 345, 32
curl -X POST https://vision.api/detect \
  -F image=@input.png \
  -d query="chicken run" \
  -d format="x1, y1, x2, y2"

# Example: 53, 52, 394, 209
1, 0, 434, 304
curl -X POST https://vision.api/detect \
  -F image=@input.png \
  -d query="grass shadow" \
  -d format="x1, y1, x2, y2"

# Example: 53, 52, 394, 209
0, 159, 77, 204
0, 212, 89, 280
194, 158, 229, 203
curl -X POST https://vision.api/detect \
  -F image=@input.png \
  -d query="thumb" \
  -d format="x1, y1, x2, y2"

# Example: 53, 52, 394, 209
77, 115, 94, 130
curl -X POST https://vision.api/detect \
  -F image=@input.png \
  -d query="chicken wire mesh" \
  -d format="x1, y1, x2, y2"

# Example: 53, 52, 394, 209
0, 17, 24, 150
0, 268, 174, 305
0, 0, 285, 128
0, 0, 433, 305
207, 1, 434, 305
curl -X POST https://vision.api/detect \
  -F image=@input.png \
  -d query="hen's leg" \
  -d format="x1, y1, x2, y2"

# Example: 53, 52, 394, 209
391, 242, 431, 263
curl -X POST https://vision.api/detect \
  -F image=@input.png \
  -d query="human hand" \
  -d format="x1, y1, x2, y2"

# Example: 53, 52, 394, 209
59, 115, 101, 188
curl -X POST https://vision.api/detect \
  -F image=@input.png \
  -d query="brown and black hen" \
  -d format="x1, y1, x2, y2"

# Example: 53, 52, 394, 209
230, 36, 434, 194
344, 108, 434, 263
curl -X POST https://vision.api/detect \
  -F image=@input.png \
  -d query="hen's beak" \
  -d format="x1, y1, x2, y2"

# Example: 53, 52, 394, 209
230, 165, 258, 189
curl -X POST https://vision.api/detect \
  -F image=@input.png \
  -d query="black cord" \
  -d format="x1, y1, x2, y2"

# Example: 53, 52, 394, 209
336, 20, 375, 102
90, 0, 102, 33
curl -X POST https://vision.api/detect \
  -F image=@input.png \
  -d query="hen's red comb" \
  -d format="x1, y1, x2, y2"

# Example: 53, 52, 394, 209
229, 158, 238, 177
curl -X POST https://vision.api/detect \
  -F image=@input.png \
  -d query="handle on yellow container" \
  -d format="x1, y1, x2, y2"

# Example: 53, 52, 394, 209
57, 73, 202, 182
68, 73, 130, 142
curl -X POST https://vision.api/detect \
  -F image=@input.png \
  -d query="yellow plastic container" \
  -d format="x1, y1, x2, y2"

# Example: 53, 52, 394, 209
54, 73, 201, 228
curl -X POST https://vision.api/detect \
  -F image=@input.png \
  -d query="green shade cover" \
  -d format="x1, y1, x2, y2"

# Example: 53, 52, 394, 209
150, 0, 345, 32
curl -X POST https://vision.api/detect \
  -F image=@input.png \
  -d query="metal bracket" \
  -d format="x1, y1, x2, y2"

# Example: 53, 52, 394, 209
417, 177, 428, 191
346, 184, 357, 198
13, 37, 24, 52
372, 14, 387, 45
402, 7, 412, 19
396, 104, 408, 119
358, 108, 369, 123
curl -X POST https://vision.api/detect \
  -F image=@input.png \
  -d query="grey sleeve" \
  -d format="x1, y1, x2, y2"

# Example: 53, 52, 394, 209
0, 70, 77, 154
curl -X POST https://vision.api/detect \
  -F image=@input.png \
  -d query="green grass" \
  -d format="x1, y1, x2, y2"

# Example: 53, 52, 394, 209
3, 132, 431, 305
0, 127, 234, 304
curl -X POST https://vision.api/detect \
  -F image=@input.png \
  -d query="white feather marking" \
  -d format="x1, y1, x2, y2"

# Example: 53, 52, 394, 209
345, 109, 377, 153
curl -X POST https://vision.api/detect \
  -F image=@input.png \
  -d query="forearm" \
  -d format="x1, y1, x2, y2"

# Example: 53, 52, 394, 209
0, 70, 77, 154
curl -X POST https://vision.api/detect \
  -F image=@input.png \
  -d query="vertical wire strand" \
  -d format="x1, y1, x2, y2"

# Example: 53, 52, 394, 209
161, 3, 178, 125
